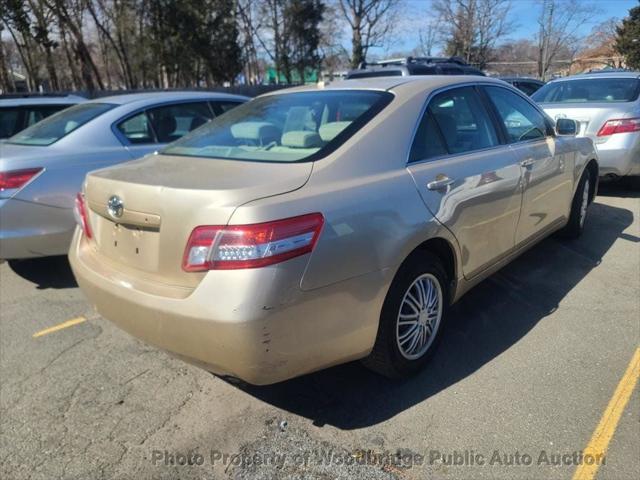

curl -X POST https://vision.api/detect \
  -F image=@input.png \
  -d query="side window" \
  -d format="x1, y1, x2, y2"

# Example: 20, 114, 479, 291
485, 86, 547, 143
148, 102, 213, 143
117, 112, 154, 144
0, 108, 22, 138
409, 110, 448, 162
516, 82, 540, 96
428, 87, 499, 155
210, 101, 243, 116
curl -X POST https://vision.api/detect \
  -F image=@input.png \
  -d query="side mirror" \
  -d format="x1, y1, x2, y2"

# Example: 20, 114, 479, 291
556, 118, 578, 136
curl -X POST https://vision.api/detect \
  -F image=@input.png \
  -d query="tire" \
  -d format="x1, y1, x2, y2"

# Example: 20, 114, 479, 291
362, 251, 449, 378
559, 169, 591, 239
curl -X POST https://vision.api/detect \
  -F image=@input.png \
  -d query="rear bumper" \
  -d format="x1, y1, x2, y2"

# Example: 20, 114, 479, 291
69, 230, 390, 385
594, 133, 640, 177
0, 198, 74, 260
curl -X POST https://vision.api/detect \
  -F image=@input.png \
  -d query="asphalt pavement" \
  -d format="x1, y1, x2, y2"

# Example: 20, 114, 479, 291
0, 182, 638, 480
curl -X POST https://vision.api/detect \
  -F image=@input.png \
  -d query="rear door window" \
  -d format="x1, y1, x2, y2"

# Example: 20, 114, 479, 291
148, 102, 214, 143
210, 101, 243, 116
428, 87, 499, 155
409, 111, 448, 162
514, 82, 542, 96
117, 112, 154, 144
485, 86, 548, 143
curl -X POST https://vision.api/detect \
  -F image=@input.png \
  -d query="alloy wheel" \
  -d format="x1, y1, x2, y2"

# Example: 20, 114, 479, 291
396, 273, 443, 360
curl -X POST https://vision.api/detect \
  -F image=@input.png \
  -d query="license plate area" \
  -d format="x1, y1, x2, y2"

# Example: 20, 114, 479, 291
99, 222, 161, 272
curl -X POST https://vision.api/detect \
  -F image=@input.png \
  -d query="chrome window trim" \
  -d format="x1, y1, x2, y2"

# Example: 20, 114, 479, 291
405, 81, 511, 166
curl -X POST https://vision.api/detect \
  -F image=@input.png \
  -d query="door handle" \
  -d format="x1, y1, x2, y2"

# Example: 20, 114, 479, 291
520, 158, 535, 168
427, 176, 455, 191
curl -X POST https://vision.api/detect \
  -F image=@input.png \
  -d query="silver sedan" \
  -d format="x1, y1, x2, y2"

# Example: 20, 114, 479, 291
70, 76, 598, 384
533, 71, 640, 179
0, 91, 247, 259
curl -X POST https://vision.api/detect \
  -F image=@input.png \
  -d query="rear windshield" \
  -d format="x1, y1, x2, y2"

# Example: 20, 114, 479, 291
162, 90, 392, 162
7, 103, 115, 146
532, 78, 640, 103
0, 105, 72, 139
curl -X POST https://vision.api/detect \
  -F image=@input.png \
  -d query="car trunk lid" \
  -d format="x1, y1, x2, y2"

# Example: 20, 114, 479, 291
540, 103, 633, 138
83, 154, 312, 289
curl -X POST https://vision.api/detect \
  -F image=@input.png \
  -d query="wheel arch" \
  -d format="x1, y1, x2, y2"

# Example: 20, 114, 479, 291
584, 158, 599, 203
404, 236, 459, 304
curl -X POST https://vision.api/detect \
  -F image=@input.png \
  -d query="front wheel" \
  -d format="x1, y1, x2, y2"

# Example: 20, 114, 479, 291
362, 252, 448, 378
560, 169, 591, 239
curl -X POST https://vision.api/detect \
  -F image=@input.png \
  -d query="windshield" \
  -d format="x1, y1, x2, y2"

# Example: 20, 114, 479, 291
532, 78, 640, 103
162, 90, 392, 162
7, 103, 115, 146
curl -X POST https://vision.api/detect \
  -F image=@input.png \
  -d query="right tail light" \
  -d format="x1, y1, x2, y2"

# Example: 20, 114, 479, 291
182, 213, 324, 271
597, 117, 640, 137
0, 167, 43, 192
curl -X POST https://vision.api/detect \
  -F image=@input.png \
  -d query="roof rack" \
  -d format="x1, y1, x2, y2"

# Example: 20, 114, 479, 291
0, 92, 86, 100
357, 56, 470, 69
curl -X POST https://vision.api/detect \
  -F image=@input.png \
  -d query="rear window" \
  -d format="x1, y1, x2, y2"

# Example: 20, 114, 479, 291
532, 78, 640, 103
162, 90, 392, 162
0, 105, 72, 139
7, 103, 115, 146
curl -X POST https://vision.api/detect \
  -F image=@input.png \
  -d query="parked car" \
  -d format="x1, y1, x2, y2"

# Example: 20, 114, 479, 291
0, 91, 248, 260
499, 77, 545, 96
69, 77, 598, 385
0, 94, 86, 139
346, 56, 485, 79
532, 71, 640, 179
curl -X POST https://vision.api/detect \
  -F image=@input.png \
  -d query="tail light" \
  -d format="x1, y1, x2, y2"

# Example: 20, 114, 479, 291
73, 192, 93, 239
0, 167, 43, 191
597, 117, 640, 136
182, 213, 324, 271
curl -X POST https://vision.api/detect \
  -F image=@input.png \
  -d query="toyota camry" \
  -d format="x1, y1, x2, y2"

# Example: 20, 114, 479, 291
69, 77, 598, 384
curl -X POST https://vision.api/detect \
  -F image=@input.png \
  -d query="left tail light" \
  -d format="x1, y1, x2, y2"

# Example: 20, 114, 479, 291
597, 117, 640, 136
0, 167, 43, 192
73, 192, 93, 239
182, 213, 324, 271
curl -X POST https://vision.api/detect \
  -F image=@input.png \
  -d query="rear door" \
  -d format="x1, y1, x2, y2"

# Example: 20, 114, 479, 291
407, 86, 523, 279
482, 85, 573, 245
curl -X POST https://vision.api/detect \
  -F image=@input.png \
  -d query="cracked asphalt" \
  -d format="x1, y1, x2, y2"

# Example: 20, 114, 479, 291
1, 183, 639, 480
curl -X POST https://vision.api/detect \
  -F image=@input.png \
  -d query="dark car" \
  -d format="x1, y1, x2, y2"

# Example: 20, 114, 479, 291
345, 57, 485, 79
0, 94, 86, 139
499, 77, 545, 96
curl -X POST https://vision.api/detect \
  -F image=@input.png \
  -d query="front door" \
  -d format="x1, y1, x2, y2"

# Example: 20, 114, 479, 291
407, 86, 524, 279
482, 86, 573, 245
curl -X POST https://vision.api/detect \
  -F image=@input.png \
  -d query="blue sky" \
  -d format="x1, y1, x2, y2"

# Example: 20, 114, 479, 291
371, 0, 637, 56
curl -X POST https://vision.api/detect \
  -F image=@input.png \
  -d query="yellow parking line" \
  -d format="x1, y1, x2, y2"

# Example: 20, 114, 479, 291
32, 316, 87, 338
572, 347, 640, 480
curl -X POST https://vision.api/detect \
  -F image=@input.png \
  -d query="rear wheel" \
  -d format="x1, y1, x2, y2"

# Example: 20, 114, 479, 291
560, 169, 591, 239
363, 252, 448, 378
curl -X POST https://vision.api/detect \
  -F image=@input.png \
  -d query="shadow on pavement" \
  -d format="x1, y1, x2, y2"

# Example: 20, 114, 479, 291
598, 179, 640, 199
8, 255, 77, 289
231, 200, 636, 429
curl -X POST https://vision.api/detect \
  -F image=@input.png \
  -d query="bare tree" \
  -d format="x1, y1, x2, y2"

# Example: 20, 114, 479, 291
236, 0, 263, 84
418, 18, 440, 57
337, 0, 401, 68
433, 0, 513, 68
536, 0, 595, 79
